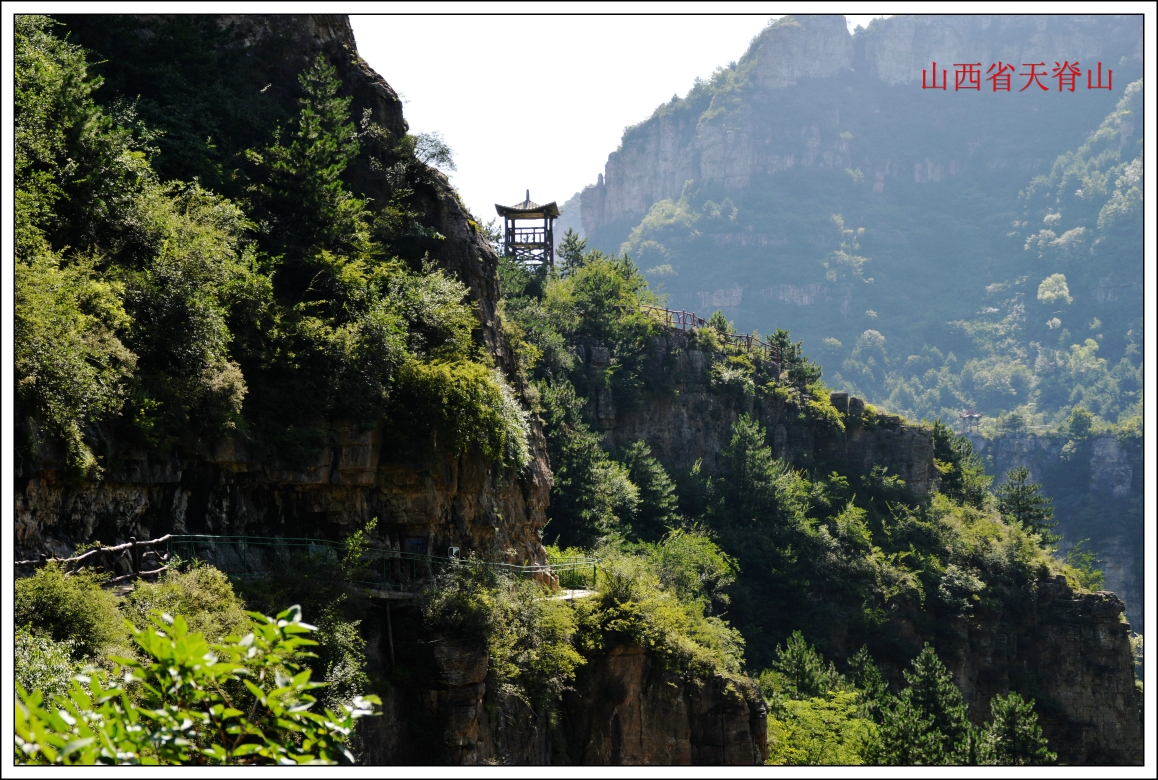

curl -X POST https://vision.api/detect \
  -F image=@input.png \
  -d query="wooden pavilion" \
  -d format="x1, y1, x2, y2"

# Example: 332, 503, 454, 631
495, 190, 559, 267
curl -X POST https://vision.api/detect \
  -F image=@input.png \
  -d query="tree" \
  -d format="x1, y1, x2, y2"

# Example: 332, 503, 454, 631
930, 421, 991, 509
556, 228, 587, 275
976, 692, 1056, 765
903, 644, 971, 763
716, 415, 808, 527
1067, 406, 1093, 439
620, 440, 681, 541
14, 606, 379, 765
771, 631, 843, 700
874, 693, 940, 765
876, 644, 972, 765
846, 645, 889, 720
769, 328, 823, 389
250, 54, 372, 279
995, 466, 1057, 543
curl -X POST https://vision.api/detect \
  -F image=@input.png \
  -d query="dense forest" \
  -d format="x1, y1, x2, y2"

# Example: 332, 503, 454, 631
13, 15, 1138, 766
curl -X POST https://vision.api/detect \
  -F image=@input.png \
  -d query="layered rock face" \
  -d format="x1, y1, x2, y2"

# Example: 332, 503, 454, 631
938, 576, 1142, 765
593, 329, 940, 497
15, 15, 551, 566
581, 14, 1142, 235
358, 625, 767, 766
968, 432, 1143, 632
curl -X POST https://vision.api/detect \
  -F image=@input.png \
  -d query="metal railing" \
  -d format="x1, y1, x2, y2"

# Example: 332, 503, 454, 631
640, 304, 782, 364
165, 535, 597, 594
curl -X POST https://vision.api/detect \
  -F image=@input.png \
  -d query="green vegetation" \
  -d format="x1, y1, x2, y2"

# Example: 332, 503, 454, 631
495, 227, 1083, 764
14, 14, 1124, 766
15, 607, 379, 765
15, 15, 525, 474
594, 19, 1141, 439
762, 635, 1054, 765
995, 466, 1057, 543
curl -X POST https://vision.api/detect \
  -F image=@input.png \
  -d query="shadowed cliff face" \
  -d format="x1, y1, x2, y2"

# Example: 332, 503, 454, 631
968, 432, 1143, 633
593, 329, 940, 497
357, 627, 768, 766
17, 14, 551, 565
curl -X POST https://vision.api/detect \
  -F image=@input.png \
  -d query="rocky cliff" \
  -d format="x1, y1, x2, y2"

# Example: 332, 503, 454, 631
357, 624, 767, 766
943, 575, 1142, 765
589, 328, 940, 497
581, 14, 1143, 236
15, 14, 551, 566
573, 326, 1142, 765
967, 432, 1144, 632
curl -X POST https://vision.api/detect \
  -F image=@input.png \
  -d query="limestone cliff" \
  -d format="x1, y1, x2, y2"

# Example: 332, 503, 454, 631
573, 326, 1141, 765
357, 623, 767, 766
581, 14, 1143, 236
15, 15, 551, 566
968, 432, 1143, 632
591, 329, 940, 497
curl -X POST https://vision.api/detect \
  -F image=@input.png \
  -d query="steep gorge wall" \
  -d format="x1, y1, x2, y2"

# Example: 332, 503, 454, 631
581, 14, 1143, 236
15, 15, 550, 566
578, 328, 1141, 764
589, 329, 940, 496
968, 432, 1143, 632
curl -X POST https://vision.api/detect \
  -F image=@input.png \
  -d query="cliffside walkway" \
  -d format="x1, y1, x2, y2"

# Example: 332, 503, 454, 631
18, 534, 598, 596
640, 304, 782, 365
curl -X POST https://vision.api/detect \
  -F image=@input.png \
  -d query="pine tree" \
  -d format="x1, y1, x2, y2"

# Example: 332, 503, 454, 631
995, 466, 1057, 543
772, 631, 843, 700
252, 54, 372, 278
847, 645, 889, 720
620, 440, 681, 542
556, 228, 588, 276
874, 693, 940, 765
875, 644, 974, 765
977, 692, 1056, 765
902, 644, 971, 763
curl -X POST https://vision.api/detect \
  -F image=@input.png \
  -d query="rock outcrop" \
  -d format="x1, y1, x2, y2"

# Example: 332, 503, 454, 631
358, 623, 767, 766
594, 329, 940, 497
968, 432, 1143, 632
15, 14, 550, 566
938, 576, 1142, 765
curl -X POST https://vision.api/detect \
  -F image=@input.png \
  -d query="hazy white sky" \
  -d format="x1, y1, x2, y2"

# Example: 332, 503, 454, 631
351, 15, 885, 225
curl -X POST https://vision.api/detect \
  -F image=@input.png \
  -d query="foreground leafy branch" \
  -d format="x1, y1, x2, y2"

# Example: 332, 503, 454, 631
15, 605, 379, 765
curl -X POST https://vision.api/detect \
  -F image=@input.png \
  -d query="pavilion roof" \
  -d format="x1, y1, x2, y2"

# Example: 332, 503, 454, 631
496, 190, 559, 218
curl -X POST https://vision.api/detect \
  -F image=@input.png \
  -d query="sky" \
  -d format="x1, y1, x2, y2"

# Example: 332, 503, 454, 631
350, 15, 886, 226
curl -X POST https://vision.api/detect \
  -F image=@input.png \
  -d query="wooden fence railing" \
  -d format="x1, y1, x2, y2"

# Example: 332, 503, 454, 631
640, 304, 782, 364
14, 534, 598, 593
15, 535, 172, 585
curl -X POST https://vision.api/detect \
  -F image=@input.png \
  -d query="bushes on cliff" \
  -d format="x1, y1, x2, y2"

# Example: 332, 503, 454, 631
15, 18, 526, 472
575, 538, 745, 678
15, 565, 126, 662
418, 564, 584, 711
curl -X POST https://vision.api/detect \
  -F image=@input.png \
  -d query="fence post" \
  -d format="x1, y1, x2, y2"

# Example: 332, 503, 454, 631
129, 537, 140, 576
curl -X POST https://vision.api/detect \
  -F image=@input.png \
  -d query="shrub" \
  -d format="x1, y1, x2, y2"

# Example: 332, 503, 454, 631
121, 562, 250, 643
419, 564, 584, 710
394, 360, 530, 468
15, 627, 80, 698
766, 690, 878, 765
14, 565, 125, 660
576, 546, 745, 677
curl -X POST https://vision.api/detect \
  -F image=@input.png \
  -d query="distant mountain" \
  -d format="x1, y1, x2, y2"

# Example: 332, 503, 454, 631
580, 14, 1143, 431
